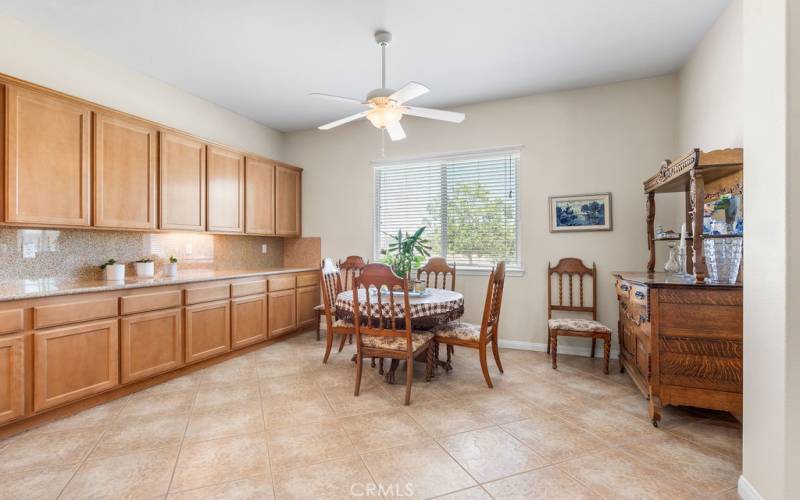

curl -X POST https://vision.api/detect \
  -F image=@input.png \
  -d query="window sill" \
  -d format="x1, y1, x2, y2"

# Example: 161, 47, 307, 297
456, 267, 525, 277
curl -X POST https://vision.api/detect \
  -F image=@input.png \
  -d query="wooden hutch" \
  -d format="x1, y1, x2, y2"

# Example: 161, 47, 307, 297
613, 148, 743, 426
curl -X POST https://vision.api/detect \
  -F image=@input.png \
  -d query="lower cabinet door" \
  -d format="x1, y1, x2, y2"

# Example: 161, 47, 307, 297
34, 319, 119, 412
0, 335, 25, 424
120, 308, 183, 383
296, 285, 320, 329
185, 300, 230, 364
268, 290, 296, 337
231, 294, 267, 349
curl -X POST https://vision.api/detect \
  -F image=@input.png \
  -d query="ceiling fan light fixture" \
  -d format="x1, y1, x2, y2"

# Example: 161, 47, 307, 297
366, 105, 403, 129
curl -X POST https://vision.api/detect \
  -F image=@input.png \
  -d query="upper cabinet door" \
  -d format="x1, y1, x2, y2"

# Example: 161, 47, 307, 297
5, 86, 91, 226
275, 165, 301, 237
159, 131, 206, 231
207, 146, 244, 233
93, 111, 157, 229
244, 156, 275, 235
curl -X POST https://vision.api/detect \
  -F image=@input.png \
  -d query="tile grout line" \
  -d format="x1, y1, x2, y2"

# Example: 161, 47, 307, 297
256, 365, 278, 500
164, 387, 198, 496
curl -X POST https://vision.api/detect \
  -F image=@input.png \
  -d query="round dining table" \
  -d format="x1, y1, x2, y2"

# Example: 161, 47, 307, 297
334, 287, 465, 382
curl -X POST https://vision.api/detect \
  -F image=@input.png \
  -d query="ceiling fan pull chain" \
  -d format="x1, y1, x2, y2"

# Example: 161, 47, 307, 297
381, 128, 386, 157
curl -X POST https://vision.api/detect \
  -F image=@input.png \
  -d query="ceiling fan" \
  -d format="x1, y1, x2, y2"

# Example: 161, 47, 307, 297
311, 30, 465, 141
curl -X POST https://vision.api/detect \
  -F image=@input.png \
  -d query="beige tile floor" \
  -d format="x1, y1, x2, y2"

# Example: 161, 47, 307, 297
0, 330, 742, 500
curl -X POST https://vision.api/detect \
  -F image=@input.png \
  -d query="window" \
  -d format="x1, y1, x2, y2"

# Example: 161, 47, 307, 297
374, 147, 520, 272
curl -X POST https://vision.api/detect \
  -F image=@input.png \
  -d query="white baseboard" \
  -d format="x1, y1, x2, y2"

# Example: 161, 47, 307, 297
738, 475, 763, 500
498, 339, 619, 359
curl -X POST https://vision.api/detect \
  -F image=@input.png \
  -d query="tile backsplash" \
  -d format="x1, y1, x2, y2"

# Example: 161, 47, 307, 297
0, 227, 284, 280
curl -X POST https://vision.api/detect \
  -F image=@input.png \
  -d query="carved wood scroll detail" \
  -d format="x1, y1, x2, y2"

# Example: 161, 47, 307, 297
645, 151, 698, 192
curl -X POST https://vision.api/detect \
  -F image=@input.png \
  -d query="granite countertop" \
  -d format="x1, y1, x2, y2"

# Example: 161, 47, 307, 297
612, 271, 743, 288
0, 267, 317, 302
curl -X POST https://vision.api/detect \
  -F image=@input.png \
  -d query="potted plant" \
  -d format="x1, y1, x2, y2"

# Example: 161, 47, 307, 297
100, 259, 125, 281
164, 256, 178, 277
380, 226, 432, 283
134, 257, 155, 278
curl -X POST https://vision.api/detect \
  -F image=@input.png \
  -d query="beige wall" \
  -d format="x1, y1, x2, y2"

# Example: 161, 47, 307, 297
285, 75, 679, 352
0, 15, 284, 161
678, 0, 743, 152
742, 0, 796, 498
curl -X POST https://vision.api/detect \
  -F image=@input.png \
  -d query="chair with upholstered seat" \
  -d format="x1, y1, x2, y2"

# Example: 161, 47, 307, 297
319, 258, 356, 363
430, 261, 506, 388
547, 257, 611, 374
352, 263, 434, 405
416, 257, 456, 291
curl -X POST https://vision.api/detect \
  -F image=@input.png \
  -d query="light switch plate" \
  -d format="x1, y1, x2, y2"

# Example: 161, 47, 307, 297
261, 244, 267, 254
185, 243, 193, 255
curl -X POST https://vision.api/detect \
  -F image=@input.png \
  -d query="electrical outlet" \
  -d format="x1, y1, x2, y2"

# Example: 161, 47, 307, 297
185, 243, 193, 256
261, 244, 267, 254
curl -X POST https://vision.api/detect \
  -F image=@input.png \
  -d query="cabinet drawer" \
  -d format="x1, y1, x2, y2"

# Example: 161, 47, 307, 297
296, 272, 319, 288
120, 290, 182, 315
231, 279, 267, 298
33, 319, 119, 412
34, 298, 118, 329
0, 309, 24, 335
268, 276, 296, 292
185, 284, 230, 305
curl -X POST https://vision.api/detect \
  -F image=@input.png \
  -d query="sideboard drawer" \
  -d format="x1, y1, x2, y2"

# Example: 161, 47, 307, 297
34, 298, 118, 329
185, 284, 230, 305
0, 309, 24, 335
296, 272, 319, 288
268, 276, 296, 292
120, 290, 182, 315
231, 279, 267, 298
660, 336, 743, 392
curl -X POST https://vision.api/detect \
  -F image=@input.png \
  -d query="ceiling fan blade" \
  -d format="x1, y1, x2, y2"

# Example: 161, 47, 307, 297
389, 82, 430, 104
404, 106, 465, 123
386, 121, 406, 141
318, 111, 369, 130
309, 93, 365, 105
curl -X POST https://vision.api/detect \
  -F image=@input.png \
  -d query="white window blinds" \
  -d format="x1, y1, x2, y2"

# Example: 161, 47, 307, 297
374, 148, 520, 271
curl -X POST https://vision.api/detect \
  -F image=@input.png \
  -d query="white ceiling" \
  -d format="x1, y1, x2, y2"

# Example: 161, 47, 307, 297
1, 0, 730, 132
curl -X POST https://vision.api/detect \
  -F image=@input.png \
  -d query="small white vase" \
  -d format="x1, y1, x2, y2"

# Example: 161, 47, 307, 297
164, 262, 178, 277
135, 261, 155, 277
105, 263, 125, 281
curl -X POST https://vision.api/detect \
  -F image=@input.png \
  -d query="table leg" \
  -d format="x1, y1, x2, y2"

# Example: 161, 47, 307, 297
385, 359, 400, 384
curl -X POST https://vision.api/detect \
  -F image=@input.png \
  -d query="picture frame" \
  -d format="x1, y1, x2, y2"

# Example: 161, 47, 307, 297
549, 192, 612, 232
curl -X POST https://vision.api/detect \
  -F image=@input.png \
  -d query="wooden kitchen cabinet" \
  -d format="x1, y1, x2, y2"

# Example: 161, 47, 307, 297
296, 285, 320, 330
231, 294, 268, 349
4, 85, 91, 226
184, 300, 230, 363
244, 156, 275, 235
0, 335, 24, 424
268, 289, 296, 337
275, 165, 301, 236
33, 319, 119, 412
159, 131, 206, 231
93, 111, 157, 229
120, 308, 182, 383
207, 146, 245, 233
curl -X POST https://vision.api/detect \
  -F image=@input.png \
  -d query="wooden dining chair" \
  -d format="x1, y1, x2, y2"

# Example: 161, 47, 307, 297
337, 256, 367, 345
431, 261, 506, 388
352, 263, 435, 405
547, 258, 611, 374
319, 258, 356, 363
416, 257, 456, 291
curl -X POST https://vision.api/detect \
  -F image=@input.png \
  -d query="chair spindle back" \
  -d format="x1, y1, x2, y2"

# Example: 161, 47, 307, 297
547, 258, 597, 320
416, 257, 457, 291
338, 255, 367, 292
352, 263, 413, 354
480, 261, 507, 339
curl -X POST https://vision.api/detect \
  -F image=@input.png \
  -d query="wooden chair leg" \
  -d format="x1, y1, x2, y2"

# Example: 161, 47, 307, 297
378, 358, 384, 375
591, 338, 597, 358
603, 336, 611, 375
479, 343, 494, 388
404, 356, 414, 405
337, 333, 347, 352
546, 329, 551, 354
491, 338, 504, 373
354, 353, 363, 396
425, 345, 434, 382
349, 334, 353, 344
550, 334, 558, 369
315, 310, 322, 341
323, 328, 334, 363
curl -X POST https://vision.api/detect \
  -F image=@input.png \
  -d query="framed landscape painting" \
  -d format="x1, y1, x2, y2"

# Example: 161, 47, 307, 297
549, 192, 612, 232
